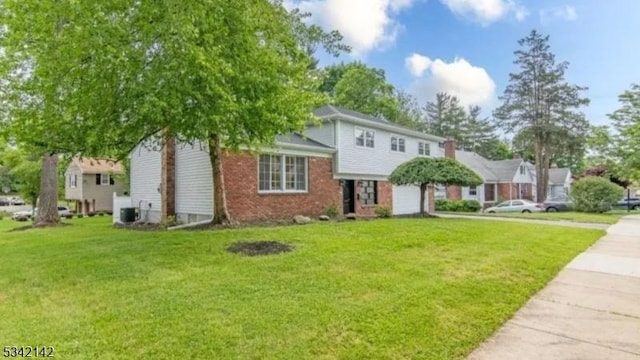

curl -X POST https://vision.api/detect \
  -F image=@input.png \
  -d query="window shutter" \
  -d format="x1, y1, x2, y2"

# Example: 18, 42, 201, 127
109, 176, 115, 185
96, 174, 101, 185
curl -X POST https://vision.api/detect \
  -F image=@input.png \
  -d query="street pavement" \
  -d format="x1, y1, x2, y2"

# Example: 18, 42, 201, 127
467, 215, 640, 359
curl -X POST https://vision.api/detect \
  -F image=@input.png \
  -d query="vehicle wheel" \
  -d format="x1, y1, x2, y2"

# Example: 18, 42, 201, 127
488, 211, 495, 214
633, 205, 640, 211
546, 207, 557, 212
522, 210, 532, 213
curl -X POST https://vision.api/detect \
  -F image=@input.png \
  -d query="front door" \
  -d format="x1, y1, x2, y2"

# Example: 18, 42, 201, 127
342, 180, 355, 214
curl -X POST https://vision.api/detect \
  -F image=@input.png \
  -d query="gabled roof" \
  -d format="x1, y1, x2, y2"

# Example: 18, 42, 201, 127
314, 105, 445, 142
491, 159, 526, 182
71, 157, 124, 174
549, 168, 571, 185
455, 151, 499, 182
275, 133, 332, 149
455, 151, 529, 183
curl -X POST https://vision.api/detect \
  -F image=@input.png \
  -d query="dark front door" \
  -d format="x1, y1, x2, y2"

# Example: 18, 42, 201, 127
342, 180, 355, 214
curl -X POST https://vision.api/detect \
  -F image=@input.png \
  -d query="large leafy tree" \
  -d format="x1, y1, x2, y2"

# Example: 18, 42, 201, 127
494, 30, 590, 202
1, 0, 345, 226
610, 84, 640, 181
389, 157, 483, 215
319, 62, 421, 129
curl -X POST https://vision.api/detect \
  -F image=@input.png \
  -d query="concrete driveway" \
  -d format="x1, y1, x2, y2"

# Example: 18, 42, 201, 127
467, 215, 640, 359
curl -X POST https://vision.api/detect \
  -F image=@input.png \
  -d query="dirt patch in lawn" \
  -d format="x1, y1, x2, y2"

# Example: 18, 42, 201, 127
227, 241, 294, 256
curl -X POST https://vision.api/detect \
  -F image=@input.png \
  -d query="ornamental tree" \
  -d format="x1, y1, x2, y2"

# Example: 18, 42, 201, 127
389, 157, 483, 215
0, 0, 346, 226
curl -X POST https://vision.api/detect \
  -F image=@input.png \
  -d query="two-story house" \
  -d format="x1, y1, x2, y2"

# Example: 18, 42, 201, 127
127, 106, 445, 224
65, 158, 126, 214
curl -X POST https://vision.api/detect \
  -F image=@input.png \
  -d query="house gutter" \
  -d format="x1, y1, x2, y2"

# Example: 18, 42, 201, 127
317, 114, 446, 142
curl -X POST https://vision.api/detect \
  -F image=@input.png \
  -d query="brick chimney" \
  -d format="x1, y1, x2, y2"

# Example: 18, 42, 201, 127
444, 137, 462, 201
161, 135, 176, 220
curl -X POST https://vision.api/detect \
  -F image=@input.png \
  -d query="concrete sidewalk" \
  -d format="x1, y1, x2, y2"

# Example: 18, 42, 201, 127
435, 212, 610, 230
468, 215, 640, 360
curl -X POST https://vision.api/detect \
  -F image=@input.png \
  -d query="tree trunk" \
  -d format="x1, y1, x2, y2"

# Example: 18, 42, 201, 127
420, 183, 427, 215
534, 138, 545, 203
208, 134, 232, 225
34, 154, 60, 227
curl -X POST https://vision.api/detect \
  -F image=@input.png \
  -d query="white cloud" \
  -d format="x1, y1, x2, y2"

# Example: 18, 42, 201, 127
287, 0, 417, 56
405, 53, 433, 77
406, 54, 496, 107
540, 5, 578, 24
440, 0, 528, 25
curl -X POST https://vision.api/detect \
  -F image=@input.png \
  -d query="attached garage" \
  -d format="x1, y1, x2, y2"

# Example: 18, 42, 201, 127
392, 185, 427, 215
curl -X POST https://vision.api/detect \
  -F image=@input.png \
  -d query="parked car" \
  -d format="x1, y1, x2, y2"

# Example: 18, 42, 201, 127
612, 197, 640, 211
9, 197, 25, 205
484, 199, 545, 213
544, 198, 572, 212
11, 206, 73, 221
0, 197, 9, 206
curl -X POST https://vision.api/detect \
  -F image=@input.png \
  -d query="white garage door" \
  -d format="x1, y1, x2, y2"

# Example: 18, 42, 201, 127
392, 185, 426, 215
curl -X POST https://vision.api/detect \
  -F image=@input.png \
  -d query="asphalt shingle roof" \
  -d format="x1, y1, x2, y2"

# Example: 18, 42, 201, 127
275, 133, 333, 149
73, 157, 124, 174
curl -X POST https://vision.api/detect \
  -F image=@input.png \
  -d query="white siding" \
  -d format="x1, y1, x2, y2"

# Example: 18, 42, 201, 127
304, 123, 334, 146
392, 185, 427, 215
512, 163, 533, 183
130, 144, 162, 222
337, 121, 439, 176
175, 142, 213, 218
461, 185, 484, 203
64, 163, 83, 200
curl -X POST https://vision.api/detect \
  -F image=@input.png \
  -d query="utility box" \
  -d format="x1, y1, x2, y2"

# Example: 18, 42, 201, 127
120, 207, 136, 223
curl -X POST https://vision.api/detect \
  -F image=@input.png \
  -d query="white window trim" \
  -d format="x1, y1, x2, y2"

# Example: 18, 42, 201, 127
354, 127, 375, 149
418, 141, 431, 156
70, 174, 77, 188
258, 154, 309, 194
469, 185, 477, 196
100, 174, 110, 185
390, 135, 406, 153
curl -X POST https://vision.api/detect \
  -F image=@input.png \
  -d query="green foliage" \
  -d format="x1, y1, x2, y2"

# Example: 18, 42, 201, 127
609, 84, 640, 181
570, 176, 624, 213
494, 30, 590, 202
2, 148, 41, 205
374, 205, 392, 218
0, 217, 603, 359
435, 199, 482, 212
325, 202, 339, 218
161, 215, 178, 228
389, 157, 483, 187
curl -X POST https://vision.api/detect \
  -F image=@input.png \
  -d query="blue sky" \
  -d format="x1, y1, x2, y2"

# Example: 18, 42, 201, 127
290, 0, 640, 127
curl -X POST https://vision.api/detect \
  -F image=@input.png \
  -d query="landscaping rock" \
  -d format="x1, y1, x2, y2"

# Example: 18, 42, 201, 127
293, 215, 311, 224
345, 213, 357, 220
319, 215, 331, 221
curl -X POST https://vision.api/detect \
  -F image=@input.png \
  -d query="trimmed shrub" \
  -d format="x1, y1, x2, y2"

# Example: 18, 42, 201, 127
570, 176, 624, 213
87, 212, 96, 217
435, 199, 482, 212
77, 214, 84, 219
374, 205, 392, 218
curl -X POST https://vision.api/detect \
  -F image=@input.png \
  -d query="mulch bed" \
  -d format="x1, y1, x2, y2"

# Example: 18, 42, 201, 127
226, 241, 294, 256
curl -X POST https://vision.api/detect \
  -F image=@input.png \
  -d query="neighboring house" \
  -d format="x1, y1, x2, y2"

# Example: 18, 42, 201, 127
547, 168, 572, 199
128, 105, 445, 224
446, 150, 535, 206
65, 157, 126, 214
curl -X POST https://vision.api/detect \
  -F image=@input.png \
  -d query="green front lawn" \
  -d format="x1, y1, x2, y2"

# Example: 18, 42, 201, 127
0, 217, 603, 359
481, 210, 629, 224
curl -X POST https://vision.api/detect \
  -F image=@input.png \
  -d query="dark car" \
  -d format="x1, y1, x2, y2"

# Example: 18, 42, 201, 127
544, 198, 572, 212
612, 197, 640, 211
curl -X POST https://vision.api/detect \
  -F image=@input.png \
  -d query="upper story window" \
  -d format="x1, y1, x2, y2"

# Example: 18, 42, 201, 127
519, 164, 525, 174
96, 174, 114, 186
390, 135, 406, 152
69, 174, 77, 188
259, 154, 307, 193
355, 127, 375, 148
418, 142, 430, 156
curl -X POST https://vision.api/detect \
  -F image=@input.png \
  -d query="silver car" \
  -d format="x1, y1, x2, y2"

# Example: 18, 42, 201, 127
484, 199, 545, 213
